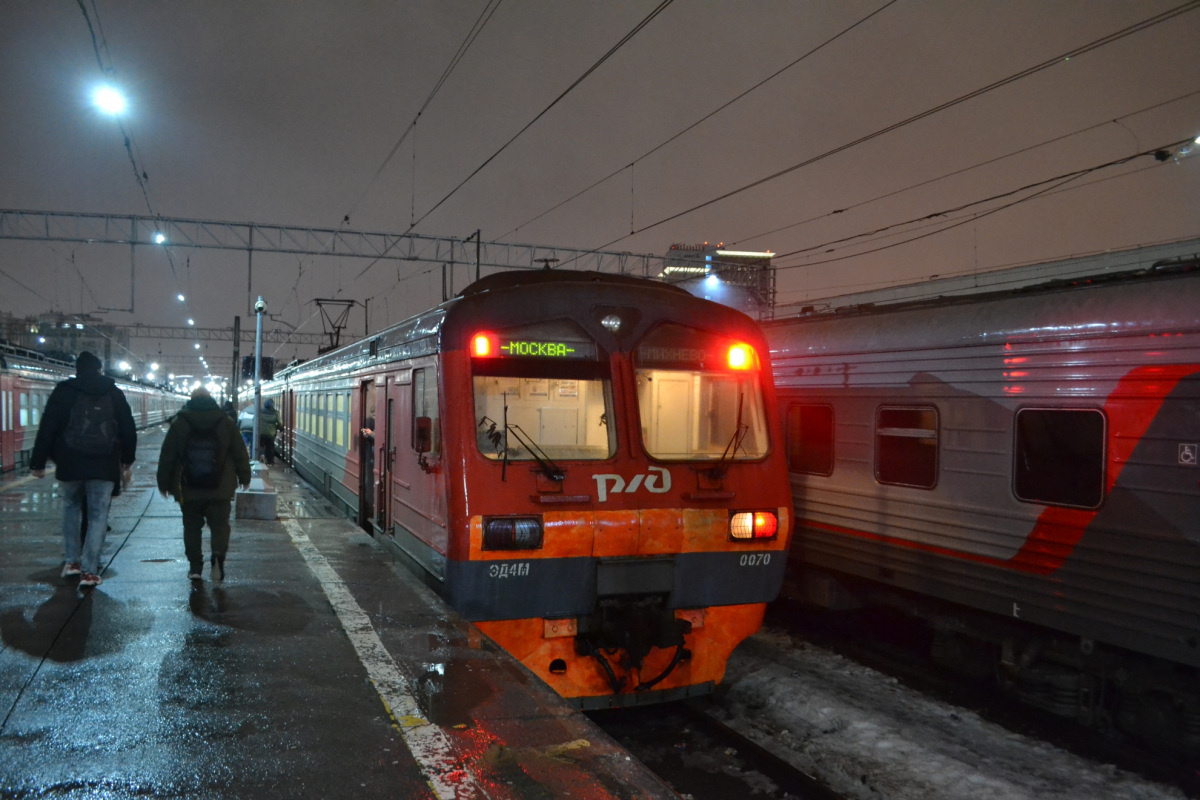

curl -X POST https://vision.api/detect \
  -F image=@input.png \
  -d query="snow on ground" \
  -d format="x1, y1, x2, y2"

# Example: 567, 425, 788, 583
711, 627, 1189, 800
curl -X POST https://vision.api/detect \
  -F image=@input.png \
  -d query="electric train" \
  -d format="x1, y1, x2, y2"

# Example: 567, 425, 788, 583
261, 269, 793, 708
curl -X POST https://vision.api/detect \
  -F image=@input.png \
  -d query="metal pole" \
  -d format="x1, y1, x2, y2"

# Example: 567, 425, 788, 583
253, 297, 265, 463
231, 315, 241, 412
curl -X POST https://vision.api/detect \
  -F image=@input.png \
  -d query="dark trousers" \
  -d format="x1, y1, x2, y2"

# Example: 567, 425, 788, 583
258, 434, 276, 465
181, 498, 232, 569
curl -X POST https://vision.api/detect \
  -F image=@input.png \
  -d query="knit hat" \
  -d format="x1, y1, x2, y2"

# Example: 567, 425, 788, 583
76, 351, 103, 375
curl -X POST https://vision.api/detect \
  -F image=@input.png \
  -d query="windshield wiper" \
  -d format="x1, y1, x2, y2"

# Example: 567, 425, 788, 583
505, 424, 566, 482
706, 390, 747, 480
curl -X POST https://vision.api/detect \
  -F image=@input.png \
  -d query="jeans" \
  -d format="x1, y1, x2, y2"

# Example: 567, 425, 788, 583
60, 480, 114, 575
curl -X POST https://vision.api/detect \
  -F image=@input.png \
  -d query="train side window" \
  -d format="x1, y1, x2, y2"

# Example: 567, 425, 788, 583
875, 406, 938, 489
786, 403, 833, 475
1014, 408, 1105, 509
19, 393, 29, 427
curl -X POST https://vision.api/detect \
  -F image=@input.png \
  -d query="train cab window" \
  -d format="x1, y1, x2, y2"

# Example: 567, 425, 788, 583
471, 322, 614, 461
786, 404, 834, 475
1014, 408, 1105, 508
875, 406, 938, 489
634, 323, 769, 461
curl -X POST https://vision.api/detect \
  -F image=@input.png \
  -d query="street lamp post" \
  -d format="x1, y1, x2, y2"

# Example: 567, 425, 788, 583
252, 296, 266, 463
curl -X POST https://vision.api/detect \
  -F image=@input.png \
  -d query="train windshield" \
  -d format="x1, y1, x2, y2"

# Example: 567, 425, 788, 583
634, 323, 769, 461
471, 322, 616, 462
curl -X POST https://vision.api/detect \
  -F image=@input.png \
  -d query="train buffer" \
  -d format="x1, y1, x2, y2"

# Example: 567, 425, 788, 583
0, 430, 676, 799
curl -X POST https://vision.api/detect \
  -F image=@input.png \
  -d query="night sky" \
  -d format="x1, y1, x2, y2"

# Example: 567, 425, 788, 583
2, 1, 1198, 373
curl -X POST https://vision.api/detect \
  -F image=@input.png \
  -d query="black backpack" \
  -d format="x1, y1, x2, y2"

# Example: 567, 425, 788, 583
181, 423, 223, 489
62, 390, 118, 457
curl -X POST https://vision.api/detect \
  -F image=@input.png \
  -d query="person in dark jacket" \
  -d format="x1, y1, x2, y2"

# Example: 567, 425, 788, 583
30, 351, 136, 589
157, 387, 252, 582
258, 398, 281, 466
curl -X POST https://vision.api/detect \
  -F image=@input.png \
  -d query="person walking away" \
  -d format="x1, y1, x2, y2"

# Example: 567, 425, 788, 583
29, 351, 136, 589
258, 398, 281, 466
157, 387, 251, 581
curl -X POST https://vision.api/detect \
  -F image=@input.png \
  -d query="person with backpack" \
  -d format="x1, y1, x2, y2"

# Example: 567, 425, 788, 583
29, 351, 137, 589
157, 387, 251, 582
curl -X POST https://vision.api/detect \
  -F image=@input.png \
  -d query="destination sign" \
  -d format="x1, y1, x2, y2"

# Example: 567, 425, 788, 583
472, 330, 597, 359
501, 339, 594, 358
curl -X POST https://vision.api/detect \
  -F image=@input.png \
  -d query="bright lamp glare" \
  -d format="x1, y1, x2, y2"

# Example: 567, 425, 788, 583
177, 294, 185, 301
154, 232, 166, 244
92, 85, 127, 115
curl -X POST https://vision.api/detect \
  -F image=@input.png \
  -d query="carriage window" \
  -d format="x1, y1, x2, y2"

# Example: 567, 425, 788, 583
875, 406, 938, 488
1014, 408, 1105, 508
787, 404, 833, 475
634, 323, 769, 461
19, 393, 29, 427
413, 367, 440, 454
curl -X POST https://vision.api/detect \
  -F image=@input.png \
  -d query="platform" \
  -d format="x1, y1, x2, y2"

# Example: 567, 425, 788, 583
0, 429, 677, 798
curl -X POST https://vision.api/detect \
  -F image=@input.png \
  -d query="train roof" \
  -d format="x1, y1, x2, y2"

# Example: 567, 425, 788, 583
764, 257, 1200, 355
270, 268, 757, 383
459, 269, 692, 297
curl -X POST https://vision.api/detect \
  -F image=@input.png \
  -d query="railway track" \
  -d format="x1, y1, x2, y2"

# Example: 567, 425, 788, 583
589, 700, 843, 800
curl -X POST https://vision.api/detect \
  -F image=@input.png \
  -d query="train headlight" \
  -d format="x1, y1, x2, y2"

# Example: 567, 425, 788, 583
483, 516, 544, 550
729, 510, 778, 540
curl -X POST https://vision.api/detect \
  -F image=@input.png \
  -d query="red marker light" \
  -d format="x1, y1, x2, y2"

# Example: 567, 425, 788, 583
727, 343, 757, 371
472, 332, 498, 357
730, 511, 778, 539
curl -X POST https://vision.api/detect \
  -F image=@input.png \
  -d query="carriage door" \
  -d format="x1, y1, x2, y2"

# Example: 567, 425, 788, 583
357, 380, 376, 531
374, 378, 394, 537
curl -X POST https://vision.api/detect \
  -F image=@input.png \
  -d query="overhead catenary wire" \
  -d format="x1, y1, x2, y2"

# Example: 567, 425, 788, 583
768, 137, 1195, 271
580, 0, 1200, 256
497, 0, 900, 241
729, 88, 1200, 250
403, 0, 678, 236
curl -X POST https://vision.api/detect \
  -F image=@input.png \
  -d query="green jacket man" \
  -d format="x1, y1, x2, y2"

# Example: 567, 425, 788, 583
157, 388, 252, 581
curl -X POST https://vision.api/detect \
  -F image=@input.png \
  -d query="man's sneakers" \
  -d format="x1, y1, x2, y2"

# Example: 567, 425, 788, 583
79, 573, 102, 588
210, 553, 225, 583
187, 564, 203, 580
61, 562, 81, 578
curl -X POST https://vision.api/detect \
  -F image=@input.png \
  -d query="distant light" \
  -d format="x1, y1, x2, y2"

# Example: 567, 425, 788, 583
92, 85, 127, 115
177, 294, 185, 302
146, 372, 156, 381
705, 274, 720, 288
187, 318, 195, 326
150, 362, 159, 371
154, 232, 166, 244
118, 360, 131, 371
715, 250, 775, 258
37, 336, 45, 344
75, 323, 84, 329
194, 343, 201, 350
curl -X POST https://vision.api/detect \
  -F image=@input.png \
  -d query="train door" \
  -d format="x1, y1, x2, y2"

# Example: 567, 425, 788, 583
1, 382, 9, 472
374, 378, 393, 536
357, 380, 375, 531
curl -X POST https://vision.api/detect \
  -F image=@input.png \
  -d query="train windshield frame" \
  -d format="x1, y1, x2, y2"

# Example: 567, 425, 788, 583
470, 320, 616, 462
633, 322, 770, 462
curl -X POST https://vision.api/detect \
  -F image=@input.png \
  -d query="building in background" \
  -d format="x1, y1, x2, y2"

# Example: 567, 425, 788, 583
660, 243, 776, 318
0, 311, 129, 371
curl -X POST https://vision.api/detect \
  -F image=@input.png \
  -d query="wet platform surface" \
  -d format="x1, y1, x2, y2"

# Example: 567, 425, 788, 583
0, 429, 676, 799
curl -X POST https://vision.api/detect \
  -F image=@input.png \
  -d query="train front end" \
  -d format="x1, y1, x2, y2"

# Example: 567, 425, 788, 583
441, 273, 791, 708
